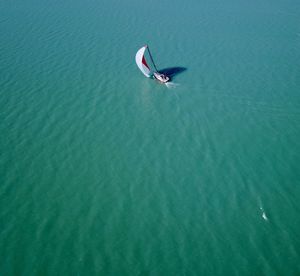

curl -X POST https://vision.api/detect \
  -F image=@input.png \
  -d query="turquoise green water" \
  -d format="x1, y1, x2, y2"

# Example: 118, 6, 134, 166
1, 0, 300, 275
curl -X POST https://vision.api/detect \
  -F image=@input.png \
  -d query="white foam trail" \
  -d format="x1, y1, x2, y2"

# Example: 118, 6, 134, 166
165, 82, 180, 89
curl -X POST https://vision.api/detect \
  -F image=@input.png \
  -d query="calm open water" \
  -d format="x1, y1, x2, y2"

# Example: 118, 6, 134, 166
1, 0, 300, 275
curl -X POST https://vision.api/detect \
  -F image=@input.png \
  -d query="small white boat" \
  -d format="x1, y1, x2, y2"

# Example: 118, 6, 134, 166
135, 45, 170, 83
153, 72, 170, 83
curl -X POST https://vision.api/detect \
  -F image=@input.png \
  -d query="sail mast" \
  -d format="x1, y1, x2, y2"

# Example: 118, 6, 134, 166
146, 45, 159, 73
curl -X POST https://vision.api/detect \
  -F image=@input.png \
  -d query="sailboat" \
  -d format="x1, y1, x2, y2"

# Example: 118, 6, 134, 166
135, 45, 170, 83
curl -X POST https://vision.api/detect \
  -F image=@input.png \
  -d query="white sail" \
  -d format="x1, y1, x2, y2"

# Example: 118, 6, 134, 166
135, 46, 151, 77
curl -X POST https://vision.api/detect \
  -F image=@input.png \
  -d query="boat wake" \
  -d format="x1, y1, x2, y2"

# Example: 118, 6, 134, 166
165, 82, 180, 89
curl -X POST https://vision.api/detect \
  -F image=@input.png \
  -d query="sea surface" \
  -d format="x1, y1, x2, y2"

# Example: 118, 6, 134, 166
1, 0, 300, 275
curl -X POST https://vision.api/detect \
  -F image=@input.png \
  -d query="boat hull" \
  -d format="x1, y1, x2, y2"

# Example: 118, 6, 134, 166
153, 72, 170, 83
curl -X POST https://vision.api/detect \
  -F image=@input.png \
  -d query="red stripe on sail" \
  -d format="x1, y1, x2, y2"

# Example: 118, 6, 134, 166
142, 56, 150, 70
